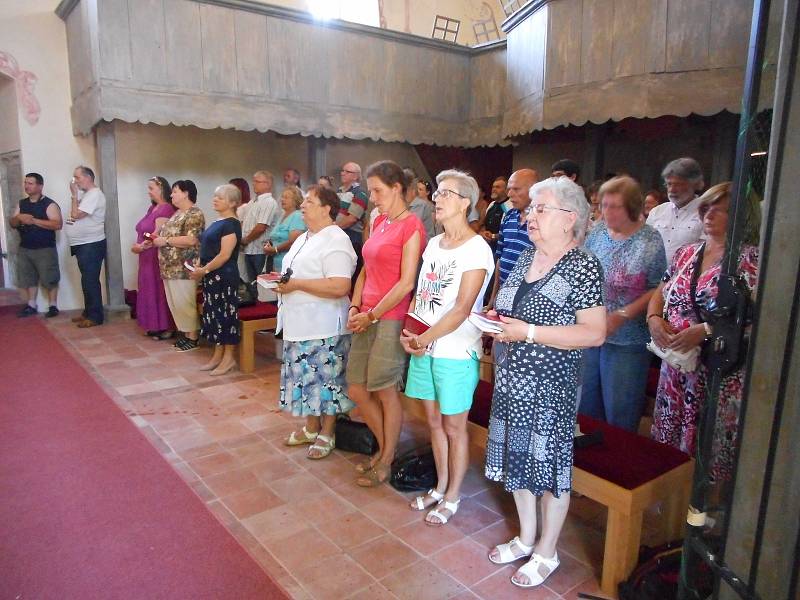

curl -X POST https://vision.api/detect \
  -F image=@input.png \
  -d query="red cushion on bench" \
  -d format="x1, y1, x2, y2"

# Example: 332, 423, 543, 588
574, 414, 690, 490
238, 302, 278, 321
470, 382, 690, 490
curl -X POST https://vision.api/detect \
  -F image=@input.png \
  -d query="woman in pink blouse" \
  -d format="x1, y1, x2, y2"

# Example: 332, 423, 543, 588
131, 176, 176, 338
347, 161, 426, 487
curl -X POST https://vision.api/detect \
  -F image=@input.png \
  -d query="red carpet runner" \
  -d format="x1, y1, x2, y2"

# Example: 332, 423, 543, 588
0, 307, 289, 600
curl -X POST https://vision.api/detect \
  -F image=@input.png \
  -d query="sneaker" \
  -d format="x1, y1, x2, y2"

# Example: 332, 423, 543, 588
45, 305, 60, 318
176, 338, 199, 352
17, 305, 37, 318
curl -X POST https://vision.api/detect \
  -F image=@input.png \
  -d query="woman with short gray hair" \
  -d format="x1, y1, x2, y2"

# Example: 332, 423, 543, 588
484, 176, 606, 588
189, 184, 243, 375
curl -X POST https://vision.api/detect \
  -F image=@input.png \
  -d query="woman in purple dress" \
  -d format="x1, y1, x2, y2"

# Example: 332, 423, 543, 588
132, 176, 176, 338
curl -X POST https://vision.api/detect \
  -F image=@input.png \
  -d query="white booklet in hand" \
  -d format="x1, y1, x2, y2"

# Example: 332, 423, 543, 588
468, 311, 504, 334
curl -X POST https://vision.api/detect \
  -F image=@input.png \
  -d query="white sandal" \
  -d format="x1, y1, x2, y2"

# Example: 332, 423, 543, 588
307, 434, 335, 459
425, 498, 460, 526
488, 536, 534, 565
410, 489, 444, 511
511, 552, 560, 588
284, 426, 318, 446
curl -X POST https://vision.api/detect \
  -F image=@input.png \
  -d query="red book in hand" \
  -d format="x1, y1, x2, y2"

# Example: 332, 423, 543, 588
403, 312, 430, 336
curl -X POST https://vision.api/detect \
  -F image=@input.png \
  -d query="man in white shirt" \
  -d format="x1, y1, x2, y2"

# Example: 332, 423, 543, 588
67, 166, 107, 327
241, 170, 279, 281
646, 157, 705, 262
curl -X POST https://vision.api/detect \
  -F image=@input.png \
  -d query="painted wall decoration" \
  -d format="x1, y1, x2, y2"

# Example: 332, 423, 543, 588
0, 50, 41, 126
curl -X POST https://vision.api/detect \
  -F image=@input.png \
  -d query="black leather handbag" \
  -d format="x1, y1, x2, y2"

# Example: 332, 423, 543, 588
390, 445, 437, 492
334, 415, 378, 455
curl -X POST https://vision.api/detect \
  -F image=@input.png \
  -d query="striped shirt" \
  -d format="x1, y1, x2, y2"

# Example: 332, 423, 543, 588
495, 208, 534, 285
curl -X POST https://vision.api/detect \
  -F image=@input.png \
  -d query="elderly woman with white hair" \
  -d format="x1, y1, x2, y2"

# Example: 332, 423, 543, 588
400, 170, 495, 526
484, 177, 606, 588
189, 183, 243, 375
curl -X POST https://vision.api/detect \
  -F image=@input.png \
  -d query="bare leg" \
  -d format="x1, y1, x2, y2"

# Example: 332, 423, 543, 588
200, 344, 224, 371
350, 383, 384, 467
490, 489, 537, 562
46, 286, 58, 307
425, 411, 470, 524
19, 287, 37, 306
374, 385, 402, 468
307, 414, 338, 459
185, 330, 198, 341
210, 344, 237, 374
512, 490, 569, 586
411, 401, 448, 509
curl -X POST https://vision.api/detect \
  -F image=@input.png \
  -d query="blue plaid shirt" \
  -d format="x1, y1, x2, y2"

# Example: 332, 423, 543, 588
495, 208, 534, 285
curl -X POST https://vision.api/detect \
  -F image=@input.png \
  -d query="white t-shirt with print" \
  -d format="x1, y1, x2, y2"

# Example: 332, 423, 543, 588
412, 234, 495, 359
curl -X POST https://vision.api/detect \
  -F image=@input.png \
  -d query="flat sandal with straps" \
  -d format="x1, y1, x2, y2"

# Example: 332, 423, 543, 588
511, 552, 560, 588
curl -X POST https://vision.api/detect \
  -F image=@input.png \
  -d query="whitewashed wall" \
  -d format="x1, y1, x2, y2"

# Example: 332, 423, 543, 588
0, 0, 97, 311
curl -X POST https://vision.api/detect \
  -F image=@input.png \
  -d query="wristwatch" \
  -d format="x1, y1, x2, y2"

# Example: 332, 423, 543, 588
525, 324, 537, 344
367, 310, 379, 324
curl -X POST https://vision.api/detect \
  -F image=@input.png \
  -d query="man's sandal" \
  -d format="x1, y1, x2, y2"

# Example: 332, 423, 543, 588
488, 537, 534, 565
511, 552, 560, 588
307, 434, 335, 460
410, 489, 444, 511
284, 426, 318, 446
425, 499, 460, 526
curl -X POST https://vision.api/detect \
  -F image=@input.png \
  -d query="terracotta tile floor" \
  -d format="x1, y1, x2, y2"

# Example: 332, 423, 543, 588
6, 293, 668, 599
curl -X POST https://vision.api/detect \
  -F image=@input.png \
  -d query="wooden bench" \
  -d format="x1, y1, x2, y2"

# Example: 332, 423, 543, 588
238, 302, 278, 373
401, 376, 693, 599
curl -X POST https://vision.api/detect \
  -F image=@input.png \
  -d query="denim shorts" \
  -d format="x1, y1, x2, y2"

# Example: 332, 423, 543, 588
405, 354, 479, 415
346, 319, 407, 392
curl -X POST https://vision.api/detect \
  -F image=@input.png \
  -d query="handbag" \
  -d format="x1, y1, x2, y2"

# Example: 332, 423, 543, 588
237, 278, 257, 307
390, 445, 438, 492
646, 245, 703, 372
334, 415, 379, 455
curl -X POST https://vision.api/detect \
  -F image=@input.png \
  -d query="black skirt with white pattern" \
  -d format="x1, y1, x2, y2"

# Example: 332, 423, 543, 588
484, 247, 604, 497
200, 271, 240, 345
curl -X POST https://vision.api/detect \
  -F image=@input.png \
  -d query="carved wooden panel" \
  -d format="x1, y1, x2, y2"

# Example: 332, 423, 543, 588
505, 7, 546, 104
328, 30, 386, 112
709, 0, 751, 69
199, 3, 238, 94
234, 11, 269, 96
164, 0, 203, 91
612, 0, 651, 78
470, 48, 507, 119
129, 0, 169, 86
65, 1, 95, 99
98, 0, 132, 82
266, 17, 331, 104
580, 0, 613, 84
666, 0, 712, 72
546, 0, 582, 88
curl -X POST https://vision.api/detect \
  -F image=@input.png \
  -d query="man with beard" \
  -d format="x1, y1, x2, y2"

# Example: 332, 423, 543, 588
646, 157, 705, 261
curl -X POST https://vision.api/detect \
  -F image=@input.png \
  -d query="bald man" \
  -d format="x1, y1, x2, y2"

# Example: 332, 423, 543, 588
336, 161, 368, 256
485, 168, 538, 308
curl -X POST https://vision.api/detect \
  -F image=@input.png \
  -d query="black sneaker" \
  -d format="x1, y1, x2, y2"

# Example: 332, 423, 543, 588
45, 305, 60, 318
17, 305, 37, 318
176, 338, 199, 352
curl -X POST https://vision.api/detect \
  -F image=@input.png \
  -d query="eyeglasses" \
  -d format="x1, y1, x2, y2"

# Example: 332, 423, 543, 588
524, 203, 574, 215
432, 188, 468, 201
340, 169, 359, 175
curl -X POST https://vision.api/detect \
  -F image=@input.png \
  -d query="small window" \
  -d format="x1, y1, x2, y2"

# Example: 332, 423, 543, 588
473, 14, 500, 44
307, 0, 380, 28
432, 15, 461, 43
498, 0, 524, 18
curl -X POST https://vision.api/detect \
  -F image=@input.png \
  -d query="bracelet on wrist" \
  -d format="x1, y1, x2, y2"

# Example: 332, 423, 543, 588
349, 305, 359, 312
646, 314, 662, 322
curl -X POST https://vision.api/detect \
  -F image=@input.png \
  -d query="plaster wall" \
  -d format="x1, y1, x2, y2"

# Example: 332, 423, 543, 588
114, 123, 430, 292
0, 0, 97, 311
0, 77, 21, 155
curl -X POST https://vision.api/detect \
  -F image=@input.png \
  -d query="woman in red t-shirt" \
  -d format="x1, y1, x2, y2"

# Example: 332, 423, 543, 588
346, 160, 427, 487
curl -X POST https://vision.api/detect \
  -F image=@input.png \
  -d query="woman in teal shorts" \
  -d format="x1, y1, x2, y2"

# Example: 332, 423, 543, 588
400, 169, 494, 526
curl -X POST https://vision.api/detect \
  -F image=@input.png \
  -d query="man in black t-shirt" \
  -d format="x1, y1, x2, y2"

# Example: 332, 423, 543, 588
9, 172, 63, 317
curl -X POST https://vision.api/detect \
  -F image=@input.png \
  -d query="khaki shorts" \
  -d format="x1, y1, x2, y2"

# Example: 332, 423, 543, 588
16, 246, 60, 289
346, 319, 408, 392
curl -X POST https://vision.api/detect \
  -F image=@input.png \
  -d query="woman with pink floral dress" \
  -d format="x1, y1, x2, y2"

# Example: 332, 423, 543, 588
648, 182, 760, 482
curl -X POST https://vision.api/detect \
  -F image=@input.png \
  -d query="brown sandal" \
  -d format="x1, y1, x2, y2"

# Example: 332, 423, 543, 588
356, 462, 391, 487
